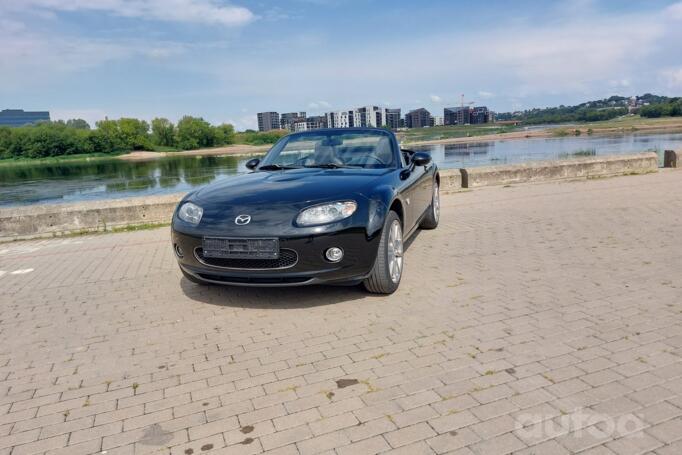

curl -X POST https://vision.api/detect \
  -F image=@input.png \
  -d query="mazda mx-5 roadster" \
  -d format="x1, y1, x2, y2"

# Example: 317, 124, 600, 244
171, 127, 440, 294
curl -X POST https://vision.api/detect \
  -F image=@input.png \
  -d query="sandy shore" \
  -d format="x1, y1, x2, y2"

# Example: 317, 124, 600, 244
406, 122, 682, 147
118, 144, 270, 161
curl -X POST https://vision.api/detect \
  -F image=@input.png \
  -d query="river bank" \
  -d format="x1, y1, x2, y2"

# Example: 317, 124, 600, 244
118, 143, 270, 161
2, 116, 681, 167
402, 116, 682, 146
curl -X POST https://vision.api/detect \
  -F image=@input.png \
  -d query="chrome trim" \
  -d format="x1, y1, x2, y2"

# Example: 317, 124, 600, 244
193, 247, 299, 271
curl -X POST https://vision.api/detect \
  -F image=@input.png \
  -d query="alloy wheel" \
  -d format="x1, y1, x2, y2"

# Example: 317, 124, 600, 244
387, 219, 403, 283
433, 183, 440, 222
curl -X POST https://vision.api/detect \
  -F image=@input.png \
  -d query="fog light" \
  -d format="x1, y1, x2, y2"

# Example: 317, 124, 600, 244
325, 247, 344, 262
174, 244, 184, 258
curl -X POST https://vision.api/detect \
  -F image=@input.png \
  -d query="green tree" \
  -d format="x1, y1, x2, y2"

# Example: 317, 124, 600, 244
213, 123, 236, 146
151, 118, 176, 147
94, 119, 124, 152
176, 116, 214, 150
117, 118, 150, 150
66, 119, 91, 130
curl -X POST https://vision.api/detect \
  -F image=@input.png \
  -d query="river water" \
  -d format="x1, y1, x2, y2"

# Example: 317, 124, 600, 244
1, 132, 680, 207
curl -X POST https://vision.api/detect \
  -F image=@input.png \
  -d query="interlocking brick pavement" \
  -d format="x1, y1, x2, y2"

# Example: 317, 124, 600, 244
1, 170, 681, 454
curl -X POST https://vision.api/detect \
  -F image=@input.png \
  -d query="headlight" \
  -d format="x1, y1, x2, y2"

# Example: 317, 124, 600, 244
177, 202, 203, 225
296, 201, 357, 226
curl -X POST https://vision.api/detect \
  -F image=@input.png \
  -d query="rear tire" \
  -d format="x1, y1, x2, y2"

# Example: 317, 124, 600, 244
181, 269, 210, 285
363, 211, 403, 294
420, 181, 440, 230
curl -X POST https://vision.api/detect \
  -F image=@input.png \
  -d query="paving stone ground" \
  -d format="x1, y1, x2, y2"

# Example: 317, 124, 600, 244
1, 171, 681, 455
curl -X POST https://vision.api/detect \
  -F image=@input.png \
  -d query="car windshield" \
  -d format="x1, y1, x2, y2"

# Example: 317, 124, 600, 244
260, 130, 396, 169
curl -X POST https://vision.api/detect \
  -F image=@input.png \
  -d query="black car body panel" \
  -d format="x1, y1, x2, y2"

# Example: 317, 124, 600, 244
171, 128, 438, 287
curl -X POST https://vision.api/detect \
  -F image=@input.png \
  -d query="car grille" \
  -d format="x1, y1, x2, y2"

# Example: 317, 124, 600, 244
195, 248, 298, 270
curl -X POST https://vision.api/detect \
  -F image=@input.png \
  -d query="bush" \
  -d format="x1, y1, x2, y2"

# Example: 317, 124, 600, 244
117, 118, 151, 150
0, 116, 240, 159
213, 123, 236, 146
236, 129, 288, 145
176, 116, 215, 150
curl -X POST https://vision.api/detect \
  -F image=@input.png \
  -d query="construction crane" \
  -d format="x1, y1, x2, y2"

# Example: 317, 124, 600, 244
460, 94, 475, 109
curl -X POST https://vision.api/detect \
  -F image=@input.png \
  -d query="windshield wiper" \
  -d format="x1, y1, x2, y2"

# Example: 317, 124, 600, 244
258, 164, 300, 171
303, 163, 361, 169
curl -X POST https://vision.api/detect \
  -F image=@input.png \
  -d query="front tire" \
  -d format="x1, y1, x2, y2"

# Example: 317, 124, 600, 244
363, 211, 403, 294
420, 181, 440, 230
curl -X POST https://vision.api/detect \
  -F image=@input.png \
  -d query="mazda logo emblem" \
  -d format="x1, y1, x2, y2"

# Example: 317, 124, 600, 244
234, 214, 251, 225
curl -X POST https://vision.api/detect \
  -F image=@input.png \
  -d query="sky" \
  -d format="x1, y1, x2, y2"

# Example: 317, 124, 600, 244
1, 0, 682, 130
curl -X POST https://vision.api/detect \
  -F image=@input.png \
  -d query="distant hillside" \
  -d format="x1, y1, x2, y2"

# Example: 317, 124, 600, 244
497, 94, 681, 124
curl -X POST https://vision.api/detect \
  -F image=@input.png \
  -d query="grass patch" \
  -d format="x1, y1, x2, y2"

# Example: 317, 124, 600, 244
109, 222, 171, 233
398, 124, 519, 144
0, 152, 125, 166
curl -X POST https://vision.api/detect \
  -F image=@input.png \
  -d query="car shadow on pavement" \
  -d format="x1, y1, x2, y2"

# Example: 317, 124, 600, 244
179, 279, 369, 309
178, 230, 422, 309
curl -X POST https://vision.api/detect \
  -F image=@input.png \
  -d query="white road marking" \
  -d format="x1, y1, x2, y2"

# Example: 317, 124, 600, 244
0, 271, 6, 278
11, 268, 34, 275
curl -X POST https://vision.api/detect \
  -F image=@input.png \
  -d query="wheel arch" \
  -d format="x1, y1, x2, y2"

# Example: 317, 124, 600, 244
389, 198, 405, 229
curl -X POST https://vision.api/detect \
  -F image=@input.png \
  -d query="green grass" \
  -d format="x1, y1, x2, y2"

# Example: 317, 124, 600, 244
559, 149, 597, 158
110, 222, 171, 233
398, 124, 520, 144
0, 152, 125, 166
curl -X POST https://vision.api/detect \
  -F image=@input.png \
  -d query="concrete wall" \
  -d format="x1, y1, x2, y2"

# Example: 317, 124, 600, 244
439, 169, 463, 192
460, 152, 658, 188
0, 153, 661, 241
0, 193, 184, 241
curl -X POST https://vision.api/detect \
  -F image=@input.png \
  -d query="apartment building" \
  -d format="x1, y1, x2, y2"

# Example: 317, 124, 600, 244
257, 112, 280, 132
0, 109, 50, 127
280, 112, 306, 131
405, 108, 432, 129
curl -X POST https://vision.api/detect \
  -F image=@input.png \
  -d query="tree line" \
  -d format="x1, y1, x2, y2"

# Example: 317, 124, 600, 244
639, 98, 682, 118
496, 106, 628, 125
0, 116, 288, 160
496, 94, 682, 125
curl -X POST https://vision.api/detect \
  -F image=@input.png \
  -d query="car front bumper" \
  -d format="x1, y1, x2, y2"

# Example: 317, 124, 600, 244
171, 227, 381, 287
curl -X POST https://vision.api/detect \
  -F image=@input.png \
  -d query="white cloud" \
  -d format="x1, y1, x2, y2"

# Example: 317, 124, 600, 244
478, 91, 494, 99
609, 79, 631, 88
308, 100, 331, 110
660, 68, 682, 88
429, 95, 442, 103
666, 1, 682, 19
227, 115, 258, 131
2, 0, 255, 26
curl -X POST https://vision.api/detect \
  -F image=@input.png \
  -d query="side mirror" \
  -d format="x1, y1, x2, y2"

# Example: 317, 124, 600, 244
412, 152, 432, 166
245, 158, 260, 170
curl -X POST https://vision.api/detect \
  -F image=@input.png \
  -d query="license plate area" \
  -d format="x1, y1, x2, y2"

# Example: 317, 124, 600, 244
202, 237, 280, 259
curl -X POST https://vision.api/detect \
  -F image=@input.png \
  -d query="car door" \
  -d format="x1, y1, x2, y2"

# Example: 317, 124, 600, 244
397, 152, 423, 232
416, 160, 434, 216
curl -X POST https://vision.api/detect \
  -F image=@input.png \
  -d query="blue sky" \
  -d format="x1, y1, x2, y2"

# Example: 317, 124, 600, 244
1, 0, 682, 130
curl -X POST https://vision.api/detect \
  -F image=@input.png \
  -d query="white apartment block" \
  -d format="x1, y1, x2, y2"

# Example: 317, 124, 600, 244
432, 116, 444, 126
354, 106, 387, 128
326, 111, 352, 129
293, 121, 308, 132
326, 106, 388, 128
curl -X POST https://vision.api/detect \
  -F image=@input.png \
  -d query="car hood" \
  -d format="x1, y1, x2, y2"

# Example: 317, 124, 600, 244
188, 168, 389, 235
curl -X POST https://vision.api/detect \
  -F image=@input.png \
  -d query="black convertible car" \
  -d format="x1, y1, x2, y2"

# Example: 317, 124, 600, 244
171, 128, 439, 294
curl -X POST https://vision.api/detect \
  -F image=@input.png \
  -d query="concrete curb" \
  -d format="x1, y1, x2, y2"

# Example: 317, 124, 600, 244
0, 153, 661, 242
459, 152, 658, 188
